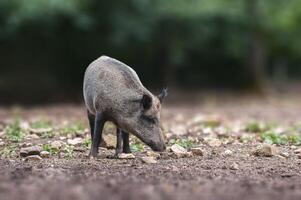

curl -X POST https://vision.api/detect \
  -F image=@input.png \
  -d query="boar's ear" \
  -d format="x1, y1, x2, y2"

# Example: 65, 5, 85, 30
141, 94, 152, 110
158, 88, 168, 103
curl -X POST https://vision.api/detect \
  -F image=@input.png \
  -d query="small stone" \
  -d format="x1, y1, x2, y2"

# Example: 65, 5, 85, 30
25, 155, 42, 161
67, 137, 83, 146
40, 151, 50, 158
51, 141, 63, 149
146, 151, 161, 159
207, 139, 222, 147
141, 156, 157, 164
29, 134, 40, 139
294, 148, 301, 153
20, 146, 42, 157
191, 147, 204, 156
101, 134, 117, 149
223, 149, 233, 156
230, 162, 239, 170
118, 153, 135, 159
0, 141, 5, 147
170, 144, 192, 158
298, 154, 301, 159
280, 152, 289, 158
29, 128, 53, 135
252, 144, 278, 157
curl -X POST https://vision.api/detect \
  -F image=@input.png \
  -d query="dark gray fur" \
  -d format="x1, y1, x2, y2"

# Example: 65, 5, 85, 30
83, 55, 166, 157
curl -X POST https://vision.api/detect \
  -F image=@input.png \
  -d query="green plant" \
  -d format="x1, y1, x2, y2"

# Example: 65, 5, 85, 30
42, 144, 59, 155
169, 138, 197, 149
4, 118, 24, 142
0, 144, 17, 158
260, 131, 287, 145
63, 145, 75, 158
130, 142, 144, 152
82, 138, 91, 148
245, 122, 275, 133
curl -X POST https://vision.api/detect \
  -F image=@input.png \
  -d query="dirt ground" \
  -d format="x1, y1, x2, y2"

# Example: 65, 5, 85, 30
0, 91, 301, 200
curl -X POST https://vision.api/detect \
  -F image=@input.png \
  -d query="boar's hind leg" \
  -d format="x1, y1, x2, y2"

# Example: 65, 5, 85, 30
87, 110, 95, 142
114, 128, 123, 158
122, 131, 131, 153
91, 112, 105, 158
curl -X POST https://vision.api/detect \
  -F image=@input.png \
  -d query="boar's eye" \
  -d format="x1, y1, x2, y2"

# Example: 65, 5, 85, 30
141, 115, 158, 124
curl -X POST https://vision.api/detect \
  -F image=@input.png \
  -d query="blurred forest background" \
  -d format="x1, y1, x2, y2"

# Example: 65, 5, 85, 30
1, 0, 301, 103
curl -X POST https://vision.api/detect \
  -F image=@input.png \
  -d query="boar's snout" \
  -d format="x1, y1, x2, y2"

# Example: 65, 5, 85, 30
148, 131, 166, 152
150, 141, 166, 152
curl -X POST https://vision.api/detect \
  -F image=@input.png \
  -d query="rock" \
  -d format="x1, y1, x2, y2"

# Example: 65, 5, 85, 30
280, 152, 289, 158
294, 148, 301, 153
298, 154, 301, 159
223, 149, 233, 156
118, 153, 135, 159
0, 141, 4, 147
207, 138, 222, 147
252, 144, 278, 157
190, 147, 204, 156
67, 137, 83, 146
146, 151, 161, 159
170, 144, 192, 158
29, 134, 40, 139
141, 156, 157, 164
101, 134, 117, 149
51, 141, 63, 149
230, 162, 239, 170
20, 146, 42, 157
29, 128, 53, 135
40, 151, 50, 158
25, 155, 42, 161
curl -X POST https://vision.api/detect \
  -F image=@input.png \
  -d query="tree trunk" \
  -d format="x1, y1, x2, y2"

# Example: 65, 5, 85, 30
245, 0, 267, 92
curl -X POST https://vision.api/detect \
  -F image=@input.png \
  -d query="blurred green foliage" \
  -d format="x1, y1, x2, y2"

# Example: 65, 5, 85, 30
1, 0, 301, 102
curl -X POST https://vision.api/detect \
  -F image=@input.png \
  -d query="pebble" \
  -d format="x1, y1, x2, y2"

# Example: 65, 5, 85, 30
118, 153, 135, 159
190, 147, 204, 156
146, 151, 161, 159
207, 139, 222, 147
294, 148, 301, 153
25, 155, 42, 161
252, 144, 278, 157
67, 137, 83, 146
170, 144, 192, 158
40, 151, 50, 158
280, 152, 289, 158
101, 134, 116, 149
20, 146, 42, 157
51, 141, 63, 149
223, 149, 233, 156
141, 156, 157, 164
230, 162, 239, 170
0, 141, 5, 147
29, 127, 53, 135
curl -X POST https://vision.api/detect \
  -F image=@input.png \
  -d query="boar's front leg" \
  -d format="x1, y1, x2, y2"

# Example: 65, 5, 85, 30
114, 128, 123, 158
122, 131, 131, 153
91, 112, 105, 158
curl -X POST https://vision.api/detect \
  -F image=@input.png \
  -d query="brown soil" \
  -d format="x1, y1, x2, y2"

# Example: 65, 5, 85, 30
1, 92, 301, 200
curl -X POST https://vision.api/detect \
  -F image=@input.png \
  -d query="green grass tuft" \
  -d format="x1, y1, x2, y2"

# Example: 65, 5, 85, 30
169, 138, 197, 149
4, 118, 24, 142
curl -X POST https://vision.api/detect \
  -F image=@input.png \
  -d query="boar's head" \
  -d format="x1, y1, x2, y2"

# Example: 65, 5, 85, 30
122, 88, 167, 152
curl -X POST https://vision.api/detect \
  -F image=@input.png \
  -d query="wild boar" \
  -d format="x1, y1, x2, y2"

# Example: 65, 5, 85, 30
83, 55, 167, 158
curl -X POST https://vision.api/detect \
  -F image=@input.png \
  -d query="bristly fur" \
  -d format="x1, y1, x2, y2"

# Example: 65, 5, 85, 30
83, 55, 166, 151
